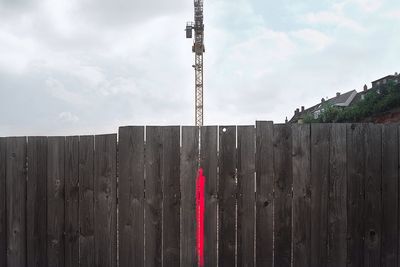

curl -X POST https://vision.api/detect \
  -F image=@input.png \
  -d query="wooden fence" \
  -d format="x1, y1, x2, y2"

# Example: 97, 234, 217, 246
0, 122, 398, 267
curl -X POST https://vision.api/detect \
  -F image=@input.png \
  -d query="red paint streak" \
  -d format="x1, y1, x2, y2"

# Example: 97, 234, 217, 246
196, 168, 205, 267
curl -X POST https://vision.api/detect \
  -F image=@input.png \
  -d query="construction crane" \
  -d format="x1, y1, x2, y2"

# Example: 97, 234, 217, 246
186, 0, 205, 127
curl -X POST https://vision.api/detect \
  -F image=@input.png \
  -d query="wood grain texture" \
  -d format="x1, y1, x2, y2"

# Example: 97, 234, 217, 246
381, 124, 398, 267
200, 126, 218, 266
180, 126, 199, 266
162, 126, 181, 267
255, 121, 273, 267
237, 126, 255, 267
65, 136, 79, 267
346, 124, 366, 267
6, 137, 27, 267
47, 137, 65, 267
27, 137, 47, 267
310, 124, 330, 267
118, 126, 145, 267
145, 127, 163, 267
363, 124, 382, 265
79, 136, 95, 267
273, 124, 292, 267
218, 126, 237, 267
0, 138, 7, 267
292, 124, 311, 267
94, 134, 117, 267
327, 124, 347, 267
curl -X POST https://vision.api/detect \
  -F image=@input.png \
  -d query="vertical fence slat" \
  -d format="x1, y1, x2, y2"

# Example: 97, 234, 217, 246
94, 134, 117, 267
347, 123, 366, 267
292, 124, 311, 267
181, 126, 199, 266
364, 124, 382, 265
237, 125, 255, 267
327, 124, 347, 267
255, 121, 273, 267
0, 138, 5, 267
162, 126, 181, 266
145, 127, 163, 267
273, 124, 292, 267
381, 124, 398, 266
311, 124, 330, 267
65, 136, 79, 267
79, 136, 95, 267
47, 137, 65, 267
201, 126, 218, 266
27, 137, 47, 267
218, 126, 236, 267
118, 126, 145, 267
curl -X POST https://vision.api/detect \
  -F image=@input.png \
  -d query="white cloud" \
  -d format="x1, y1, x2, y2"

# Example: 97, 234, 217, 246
59, 111, 79, 123
350, 0, 384, 12
291, 29, 334, 51
303, 10, 366, 32
385, 9, 400, 19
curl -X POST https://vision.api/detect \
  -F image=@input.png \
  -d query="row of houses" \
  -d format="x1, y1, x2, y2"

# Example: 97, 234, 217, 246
288, 72, 400, 123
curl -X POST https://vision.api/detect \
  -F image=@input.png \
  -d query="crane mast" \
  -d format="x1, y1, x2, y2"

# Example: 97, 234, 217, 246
186, 0, 205, 126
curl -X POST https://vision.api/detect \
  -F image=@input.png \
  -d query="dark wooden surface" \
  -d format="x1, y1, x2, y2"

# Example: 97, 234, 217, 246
118, 127, 145, 267
27, 137, 47, 267
0, 138, 5, 267
273, 124, 292, 267
47, 137, 65, 267
218, 126, 237, 267
327, 124, 347, 267
255, 121, 273, 267
310, 124, 330, 267
94, 134, 117, 267
200, 126, 218, 266
347, 124, 366, 267
79, 136, 95, 267
180, 126, 199, 266
65, 136, 79, 267
292, 124, 311, 267
145, 127, 163, 267
162, 126, 181, 266
237, 126, 255, 267
364, 124, 382, 265
381, 125, 398, 267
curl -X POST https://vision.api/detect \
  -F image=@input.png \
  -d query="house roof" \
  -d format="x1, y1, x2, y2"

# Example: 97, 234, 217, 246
371, 74, 399, 84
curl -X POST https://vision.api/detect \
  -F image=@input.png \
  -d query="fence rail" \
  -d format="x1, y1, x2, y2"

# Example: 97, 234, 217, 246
0, 122, 398, 267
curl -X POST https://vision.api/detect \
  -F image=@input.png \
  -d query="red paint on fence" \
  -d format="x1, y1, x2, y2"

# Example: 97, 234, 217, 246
196, 168, 205, 267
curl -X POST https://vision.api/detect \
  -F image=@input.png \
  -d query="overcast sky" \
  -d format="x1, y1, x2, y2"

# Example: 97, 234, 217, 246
0, 0, 399, 136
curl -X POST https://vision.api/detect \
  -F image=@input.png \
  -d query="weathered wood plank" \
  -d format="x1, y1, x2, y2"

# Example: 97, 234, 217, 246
145, 126, 163, 267
347, 123, 366, 267
381, 124, 398, 267
201, 126, 218, 266
181, 126, 199, 266
364, 124, 382, 265
79, 136, 95, 267
327, 124, 347, 267
94, 134, 117, 267
310, 124, 330, 267
292, 124, 311, 267
6, 138, 27, 267
47, 137, 65, 267
65, 136, 79, 267
237, 125, 255, 267
27, 137, 47, 267
218, 126, 237, 267
118, 126, 145, 267
0, 138, 7, 267
162, 126, 181, 266
255, 121, 273, 267
273, 124, 292, 267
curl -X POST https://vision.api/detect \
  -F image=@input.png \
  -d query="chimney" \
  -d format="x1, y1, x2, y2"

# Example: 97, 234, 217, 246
301, 106, 305, 112
295, 108, 300, 115
321, 98, 325, 103
336, 92, 341, 97
285, 117, 288, 123
396, 72, 398, 76
363, 84, 368, 92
